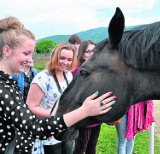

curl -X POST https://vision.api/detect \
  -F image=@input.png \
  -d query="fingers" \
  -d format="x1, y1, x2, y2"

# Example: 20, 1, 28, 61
96, 92, 113, 102
88, 91, 99, 100
94, 92, 116, 105
99, 101, 115, 114
97, 93, 116, 115
101, 96, 117, 106
100, 107, 112, 114
87, 91, 116, 108
85, 91, 117, 116
88, 91, 113, 101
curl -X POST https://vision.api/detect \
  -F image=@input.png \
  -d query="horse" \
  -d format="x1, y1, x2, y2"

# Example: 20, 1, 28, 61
54, 7, 160, 141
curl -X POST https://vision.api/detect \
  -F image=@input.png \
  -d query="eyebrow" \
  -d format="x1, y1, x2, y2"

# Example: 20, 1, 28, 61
60, 56, 73, 59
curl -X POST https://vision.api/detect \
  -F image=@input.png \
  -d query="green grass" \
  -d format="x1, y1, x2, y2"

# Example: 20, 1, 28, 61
96, 124, 160, 154
34, 56, 49, 71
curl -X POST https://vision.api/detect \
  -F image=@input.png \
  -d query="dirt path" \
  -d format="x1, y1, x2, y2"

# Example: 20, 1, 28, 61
153, 100, 160, 140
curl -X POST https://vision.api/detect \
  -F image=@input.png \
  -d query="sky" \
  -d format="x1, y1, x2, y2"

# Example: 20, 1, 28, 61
1, 0, 160, 39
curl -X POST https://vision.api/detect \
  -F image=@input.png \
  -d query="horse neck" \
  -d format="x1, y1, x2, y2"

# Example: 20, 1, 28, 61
132, 70, 160, 103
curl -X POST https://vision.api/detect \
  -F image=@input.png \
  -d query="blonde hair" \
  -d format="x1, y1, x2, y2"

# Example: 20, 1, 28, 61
46, 42, 77, 74
0, 16, 35, 59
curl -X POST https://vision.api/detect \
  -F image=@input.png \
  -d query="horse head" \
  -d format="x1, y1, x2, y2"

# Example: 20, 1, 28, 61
55, 7, 160, 141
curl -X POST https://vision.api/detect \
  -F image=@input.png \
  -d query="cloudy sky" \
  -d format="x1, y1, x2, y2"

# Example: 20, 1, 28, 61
1, 0, 160, 39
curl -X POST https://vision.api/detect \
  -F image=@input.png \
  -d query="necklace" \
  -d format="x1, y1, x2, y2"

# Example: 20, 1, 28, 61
25, 71, 31, 78
53, 71, 69, 94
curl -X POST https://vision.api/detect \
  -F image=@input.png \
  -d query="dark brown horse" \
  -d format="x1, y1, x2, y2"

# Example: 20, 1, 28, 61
54, 7, 160, 141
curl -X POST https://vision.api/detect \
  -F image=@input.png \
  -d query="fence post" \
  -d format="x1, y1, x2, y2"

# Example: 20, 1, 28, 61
149, 123, 154, 154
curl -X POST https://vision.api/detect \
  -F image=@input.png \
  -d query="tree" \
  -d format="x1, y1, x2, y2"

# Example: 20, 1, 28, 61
35, 40, 57, 54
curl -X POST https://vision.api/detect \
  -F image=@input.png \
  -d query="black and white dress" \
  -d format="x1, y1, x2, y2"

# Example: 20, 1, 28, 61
0, 71, 67, 154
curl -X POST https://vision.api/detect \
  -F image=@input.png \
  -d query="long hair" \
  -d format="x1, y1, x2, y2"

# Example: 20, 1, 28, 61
78, 40, 96, 65
68, 34, 81, 44
46, 42, 77, 74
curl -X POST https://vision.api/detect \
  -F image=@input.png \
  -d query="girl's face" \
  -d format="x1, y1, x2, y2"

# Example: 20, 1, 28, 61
9, 37, 35, 74
71, 42, 80, 53
83, 43, 95, 61
58, 49, 73, 72
25, 58, 34, 68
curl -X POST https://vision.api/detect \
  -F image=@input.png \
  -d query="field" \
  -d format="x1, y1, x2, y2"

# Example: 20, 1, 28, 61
96, 124, 160, 154
96, 101, 160, 154
34, 54, 49, 70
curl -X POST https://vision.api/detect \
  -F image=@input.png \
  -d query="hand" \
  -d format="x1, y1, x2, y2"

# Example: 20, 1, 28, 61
63, 91, 116, 127
80, 91, 116, 117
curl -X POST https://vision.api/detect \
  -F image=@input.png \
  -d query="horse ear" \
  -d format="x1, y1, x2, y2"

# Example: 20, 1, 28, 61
108, 7, 125, 48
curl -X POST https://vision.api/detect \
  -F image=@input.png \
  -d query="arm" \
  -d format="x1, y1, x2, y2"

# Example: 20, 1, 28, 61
26, 83, 51, 117
63, 91, 115, 127
3, 87, 114, 140
19, 91, 115, 139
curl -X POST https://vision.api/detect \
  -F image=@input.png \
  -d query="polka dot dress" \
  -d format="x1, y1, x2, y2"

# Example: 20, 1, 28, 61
0, 71, 67, 153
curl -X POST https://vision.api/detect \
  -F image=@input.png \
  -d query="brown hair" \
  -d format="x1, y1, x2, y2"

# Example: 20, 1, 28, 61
78, 40, 96, 65
0, 16, 35, 59
68, 34, 81, 44
46, 42, 77, 74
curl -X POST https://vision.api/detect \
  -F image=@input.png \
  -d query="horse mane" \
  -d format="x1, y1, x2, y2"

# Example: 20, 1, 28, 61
119, 22, 160, 71
95, 38, 109, 52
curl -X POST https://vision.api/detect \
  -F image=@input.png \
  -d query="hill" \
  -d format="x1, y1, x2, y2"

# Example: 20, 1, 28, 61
37, 27, 107, 43
37, 25, 140, 44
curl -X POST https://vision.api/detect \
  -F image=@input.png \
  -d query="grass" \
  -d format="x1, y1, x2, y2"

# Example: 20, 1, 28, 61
34, 55, 49, 71
96, 124, 160, 154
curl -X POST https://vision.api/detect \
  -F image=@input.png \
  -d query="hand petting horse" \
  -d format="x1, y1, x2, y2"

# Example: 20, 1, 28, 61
54, 7, 160, 141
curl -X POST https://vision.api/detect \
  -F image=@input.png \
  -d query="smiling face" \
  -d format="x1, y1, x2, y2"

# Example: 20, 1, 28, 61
58, 48, 74, 72
71, 42, 80, 54
25, 57, 34, 69
83, 43, 95, 61
7, 36, 35, 74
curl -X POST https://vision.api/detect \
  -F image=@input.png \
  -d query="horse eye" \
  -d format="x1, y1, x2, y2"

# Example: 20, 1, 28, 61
80, 70, 89, 77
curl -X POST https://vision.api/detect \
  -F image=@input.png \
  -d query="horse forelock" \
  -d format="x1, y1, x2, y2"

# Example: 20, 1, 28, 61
119, 21, 160, 71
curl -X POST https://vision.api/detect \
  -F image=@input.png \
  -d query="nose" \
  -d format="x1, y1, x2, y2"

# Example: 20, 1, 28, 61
63, 59, 68, 65
27, 59, 33, 63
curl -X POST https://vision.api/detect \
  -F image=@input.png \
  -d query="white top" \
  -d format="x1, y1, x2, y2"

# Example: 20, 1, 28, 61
31, 70, 73, 110
31, 70, 73, 145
